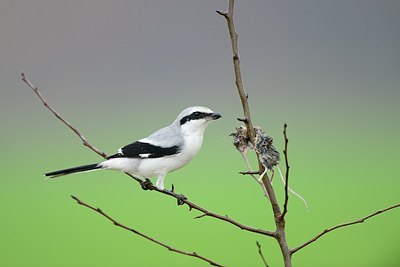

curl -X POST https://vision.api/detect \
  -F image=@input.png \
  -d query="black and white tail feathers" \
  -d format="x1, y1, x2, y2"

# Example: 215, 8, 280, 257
44, 163, 102, 178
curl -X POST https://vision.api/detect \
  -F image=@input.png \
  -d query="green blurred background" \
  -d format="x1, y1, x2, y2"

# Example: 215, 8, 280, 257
1, 1, 399, 266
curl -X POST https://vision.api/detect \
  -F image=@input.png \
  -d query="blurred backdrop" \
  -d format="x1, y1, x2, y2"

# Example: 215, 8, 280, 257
1, 0, 399, 266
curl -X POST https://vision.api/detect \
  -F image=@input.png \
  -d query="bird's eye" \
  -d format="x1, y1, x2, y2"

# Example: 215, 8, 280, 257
193, 112, 201, 118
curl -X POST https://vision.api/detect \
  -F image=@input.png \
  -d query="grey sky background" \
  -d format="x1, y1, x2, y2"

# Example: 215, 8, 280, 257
1, 0, 399, 116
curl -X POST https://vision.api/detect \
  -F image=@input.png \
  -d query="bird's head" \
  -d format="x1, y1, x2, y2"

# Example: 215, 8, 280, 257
176, 106, 221, 135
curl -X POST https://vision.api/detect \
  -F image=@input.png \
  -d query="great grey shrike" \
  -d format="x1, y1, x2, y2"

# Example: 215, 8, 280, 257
45, 106, 221, 190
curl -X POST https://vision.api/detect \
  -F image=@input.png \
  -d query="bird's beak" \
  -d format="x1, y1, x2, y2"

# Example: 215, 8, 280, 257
210, 112, 222, 120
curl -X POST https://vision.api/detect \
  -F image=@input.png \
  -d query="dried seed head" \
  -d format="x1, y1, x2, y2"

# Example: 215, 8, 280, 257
254, 127, 280, 170
230, 126, 253, 153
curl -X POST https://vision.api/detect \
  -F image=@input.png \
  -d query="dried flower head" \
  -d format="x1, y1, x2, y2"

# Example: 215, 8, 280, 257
230, 126, 253, 153
254, 127, 280, 170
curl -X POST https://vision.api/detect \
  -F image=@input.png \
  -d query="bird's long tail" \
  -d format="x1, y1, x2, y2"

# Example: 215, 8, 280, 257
277, 165, 309, 211
44, 163, 102, 179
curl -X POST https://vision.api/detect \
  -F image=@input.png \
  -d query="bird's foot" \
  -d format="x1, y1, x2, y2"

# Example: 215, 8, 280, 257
176, 194, 187, 206
141, 178, 154, 191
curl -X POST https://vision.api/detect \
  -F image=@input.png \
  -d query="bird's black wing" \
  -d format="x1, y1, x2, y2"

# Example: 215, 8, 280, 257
107, 141, 181, 159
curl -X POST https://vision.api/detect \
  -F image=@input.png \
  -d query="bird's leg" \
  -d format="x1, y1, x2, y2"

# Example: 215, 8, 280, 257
140, 178, 154, 191
156, 174, 165, 190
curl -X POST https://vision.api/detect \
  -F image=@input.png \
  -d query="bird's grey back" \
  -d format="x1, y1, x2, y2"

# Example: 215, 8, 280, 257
140, 121, 183, 148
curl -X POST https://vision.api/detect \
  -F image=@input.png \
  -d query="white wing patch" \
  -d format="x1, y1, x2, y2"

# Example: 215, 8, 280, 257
139, 153, 151, 158
117, 148, 123, 154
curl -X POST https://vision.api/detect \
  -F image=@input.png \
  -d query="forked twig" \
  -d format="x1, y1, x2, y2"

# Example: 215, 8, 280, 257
71, 195, 225, 267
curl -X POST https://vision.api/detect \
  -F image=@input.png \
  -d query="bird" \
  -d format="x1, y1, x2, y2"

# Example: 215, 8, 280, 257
44, 106, 221, 190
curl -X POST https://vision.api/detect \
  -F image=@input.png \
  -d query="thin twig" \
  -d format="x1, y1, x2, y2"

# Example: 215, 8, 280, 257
21, 73, 108, 158
281, 123, 290, 219
130, 178, 276, 237
291, 203, 400, 254
256, 241, 269, 267
71, 195, 225, 267
217, 1, 256, 145
239, 171, 260, 175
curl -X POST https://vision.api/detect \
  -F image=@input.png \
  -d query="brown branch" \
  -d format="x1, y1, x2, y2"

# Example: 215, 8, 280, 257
291, 203, 400, 254
217, 1, 256, 144
281, 123, 290, 219
256, 241, 269, 267
21, 72, 108, 159
130, 178, 276, 237
71, 195, 225, 267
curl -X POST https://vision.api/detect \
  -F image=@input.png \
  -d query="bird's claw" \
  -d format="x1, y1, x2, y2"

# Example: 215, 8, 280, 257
141, 178, 153, 191
176, 194, 187, 206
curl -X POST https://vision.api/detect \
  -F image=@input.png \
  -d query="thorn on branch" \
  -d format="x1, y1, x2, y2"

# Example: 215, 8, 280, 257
194, 214, 207, 220
237, 117, 248, 123
239, 171, 260, 175
71, 195, 80, 204
216, 10, 228, 18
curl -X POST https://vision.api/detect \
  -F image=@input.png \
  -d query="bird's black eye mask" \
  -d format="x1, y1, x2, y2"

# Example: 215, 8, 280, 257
180, 112, 211, 125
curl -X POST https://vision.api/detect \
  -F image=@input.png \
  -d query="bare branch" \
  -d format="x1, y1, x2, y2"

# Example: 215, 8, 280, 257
71, 195, 225, 267
281, 123, 290, 219
217, 0, 256, 145
256, 241, 269, 267
291, 203, 400, 254
129, 178, 276, 237
21, 73, 108, 158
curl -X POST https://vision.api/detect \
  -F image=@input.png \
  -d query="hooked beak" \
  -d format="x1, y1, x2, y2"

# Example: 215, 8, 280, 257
210, 112, 222, 120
